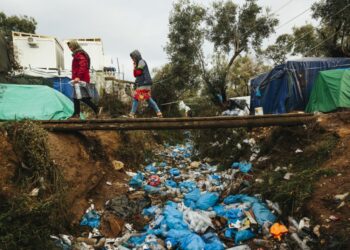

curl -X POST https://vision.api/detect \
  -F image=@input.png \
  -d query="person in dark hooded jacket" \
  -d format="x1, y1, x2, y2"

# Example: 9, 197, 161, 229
129, 50, 162, 118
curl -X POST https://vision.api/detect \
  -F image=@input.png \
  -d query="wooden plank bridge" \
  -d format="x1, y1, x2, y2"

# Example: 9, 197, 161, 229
39, 113, 317, 131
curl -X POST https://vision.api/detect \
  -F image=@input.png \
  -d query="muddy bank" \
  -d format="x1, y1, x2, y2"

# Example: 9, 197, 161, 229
0, 122, 156, 249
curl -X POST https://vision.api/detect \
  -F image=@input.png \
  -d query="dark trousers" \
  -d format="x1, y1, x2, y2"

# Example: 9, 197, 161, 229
73, 98, 98, 116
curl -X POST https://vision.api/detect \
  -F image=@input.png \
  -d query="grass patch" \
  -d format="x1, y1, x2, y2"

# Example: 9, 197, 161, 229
252, 126, 338, 215
192, 128, 250, 168
0, 121, 68, 250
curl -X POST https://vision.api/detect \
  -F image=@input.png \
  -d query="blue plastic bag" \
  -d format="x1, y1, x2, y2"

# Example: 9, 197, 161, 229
165, 180, 177, 188
128, 234, 147, 246
252, 202, 276, 226
234, 229, 255, 244
185, 188, 201, 202
225, 208, 244, 220
223, 194, 258, 205
165, 229, 192, 249
159, 162, 167, 168
163, 205, 183, 219
202, 232, 225, 250
165, 216, 189, 230
129, 172, 144, 188
179, 181, 197, 193
184, 188, 201, 208
180, 233, 206, 250
209, 175, 221, 186
169, 168, 180, 177
165, 201, 179, 208
213, 205, 226, 217
231, 162, 252, 173
143, 206, 159, 217
144, 185, 161, 194
80, 210, 100, 228
196, 192, 219, 210
145, 164, 158, 173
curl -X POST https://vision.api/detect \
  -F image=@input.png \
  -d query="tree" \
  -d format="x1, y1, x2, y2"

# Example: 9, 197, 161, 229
0, 12, 37, 71
152, 0, 205, 116
264, 25, 321, 65
228, 56, 271, 97
161, 0, 278, 109
204, 0, 278, 105
264, 0, 350, 63
165, 0, 205, 92
312, 0, 350, 56
263, 34, 293, 65
0, 12, 37, 37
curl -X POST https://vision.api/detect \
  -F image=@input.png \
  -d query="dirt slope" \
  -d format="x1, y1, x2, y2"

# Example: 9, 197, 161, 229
0, 129, 154, 227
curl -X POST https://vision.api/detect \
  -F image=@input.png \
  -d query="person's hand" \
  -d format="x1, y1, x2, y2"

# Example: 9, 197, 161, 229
73, 77, 80, 83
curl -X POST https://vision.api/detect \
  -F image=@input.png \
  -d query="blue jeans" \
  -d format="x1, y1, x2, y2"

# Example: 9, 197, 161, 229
131, 98, 161, 114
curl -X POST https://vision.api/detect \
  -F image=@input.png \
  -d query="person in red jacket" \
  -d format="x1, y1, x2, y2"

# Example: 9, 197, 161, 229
67, 40, 101, 118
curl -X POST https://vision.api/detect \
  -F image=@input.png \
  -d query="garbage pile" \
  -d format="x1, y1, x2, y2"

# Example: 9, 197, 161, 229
52, 141, 319, 250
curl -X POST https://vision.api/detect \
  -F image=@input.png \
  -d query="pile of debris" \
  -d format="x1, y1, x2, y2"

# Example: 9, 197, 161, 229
52, 139, 320, 250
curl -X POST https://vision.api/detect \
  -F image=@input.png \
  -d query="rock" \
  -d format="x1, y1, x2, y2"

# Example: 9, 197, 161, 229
190, 161, 201, 169
329, 215, 340, 221
337, 201, 345, 209
295, 148, 303, 153
334, 192, 349, 201
128, 191, 146, 200
313, 225, 321, 238
255, 178, 264, 184
112, 160, 124, 170
284, 173, 293, 180
100, 212, 124, 238
29, 187, 40, 196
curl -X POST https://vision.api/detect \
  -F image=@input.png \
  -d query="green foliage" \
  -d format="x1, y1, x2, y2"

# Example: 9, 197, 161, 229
164, 0, 277, 109
253, 126, 339, 215
166, 0, 204, 90
152, 64, 183, 117
99, 93, 129, 117
207, 0, 278, 54
192, 128, 249, 168
0, 11, 37, 71
0, 11, 37, 37
228, 56, 271, 97
0, 196, 65, 250
312, 0, 350, 56
263, 34, 294, 65
265, 0, 350, 63
0, 121, 67, 250
6, 121, 64, 192
264, 25, 321, 65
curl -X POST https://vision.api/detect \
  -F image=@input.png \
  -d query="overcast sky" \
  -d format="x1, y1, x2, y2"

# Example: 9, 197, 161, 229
1, 0, 317, 80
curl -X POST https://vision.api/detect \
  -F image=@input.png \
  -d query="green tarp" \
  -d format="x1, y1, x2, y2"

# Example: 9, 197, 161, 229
306, 69, 350, 113
0, 83, 74, 120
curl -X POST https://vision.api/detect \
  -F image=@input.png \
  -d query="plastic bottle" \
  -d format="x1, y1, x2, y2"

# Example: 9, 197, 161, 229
73, 82, 82, 99
253, 239, 273, 248
288, 216, 300, 230
291, 233, 311, 250
262, 222, 273, 238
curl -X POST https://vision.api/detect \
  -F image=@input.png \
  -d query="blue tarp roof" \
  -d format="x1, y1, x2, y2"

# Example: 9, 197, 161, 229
250, 58, 350, 114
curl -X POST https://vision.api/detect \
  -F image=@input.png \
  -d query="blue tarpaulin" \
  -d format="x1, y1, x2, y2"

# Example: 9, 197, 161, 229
250, 58, 350, 114
52, 77, 73, 99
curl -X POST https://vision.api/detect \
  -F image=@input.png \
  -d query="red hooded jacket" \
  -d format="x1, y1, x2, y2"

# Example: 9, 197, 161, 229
72, 51, 90, 83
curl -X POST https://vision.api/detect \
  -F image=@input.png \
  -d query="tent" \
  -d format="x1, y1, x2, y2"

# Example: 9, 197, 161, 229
0, 83, 74, 120
250, 58, 350, 114
306, 69, 350, 113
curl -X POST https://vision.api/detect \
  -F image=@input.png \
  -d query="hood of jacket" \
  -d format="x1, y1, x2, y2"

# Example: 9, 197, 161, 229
130, 50, 142, 61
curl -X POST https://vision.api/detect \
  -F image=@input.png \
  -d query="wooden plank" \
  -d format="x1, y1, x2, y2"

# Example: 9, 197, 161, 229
41, 115, 316, 132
